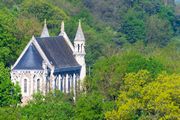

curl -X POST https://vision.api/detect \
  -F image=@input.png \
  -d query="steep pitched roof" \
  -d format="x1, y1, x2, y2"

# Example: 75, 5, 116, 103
13, 44, 43, 70
35, 36, 80, 71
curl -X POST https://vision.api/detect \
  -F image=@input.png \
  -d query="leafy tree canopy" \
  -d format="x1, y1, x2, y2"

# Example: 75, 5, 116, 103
21, 91, 74, 120
0, 63, 21, 107
87, 53, 165, 101
106, 70, 180, 120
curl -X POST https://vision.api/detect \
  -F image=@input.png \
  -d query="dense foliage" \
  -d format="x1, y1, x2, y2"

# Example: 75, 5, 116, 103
0, 0, 180, 119
86, 53, 165, 101
21, 92, 74, 120
106, 70, 180, 119
0, 63, 21, 107
84, 0, 175, 46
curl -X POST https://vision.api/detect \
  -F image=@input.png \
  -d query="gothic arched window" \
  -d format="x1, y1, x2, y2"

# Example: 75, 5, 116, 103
24, 79, 27, 93
37, 79, 40, 91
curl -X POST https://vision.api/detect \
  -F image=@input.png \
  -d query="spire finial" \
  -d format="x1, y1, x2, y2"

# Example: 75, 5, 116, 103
79, 19, 81, 27
31, 35, 36, 41
32, 35, 35, 39
44, 19, 47, 25
41, 19, 50, 38
61, 20, 65, 33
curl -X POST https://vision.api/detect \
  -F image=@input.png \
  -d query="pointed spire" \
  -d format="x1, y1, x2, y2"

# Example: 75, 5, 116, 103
74, 20, 85, 41
32, 35, 35, 40
41, 19, 50, 38
59, 20, 65, 36
61, 21, 65, 33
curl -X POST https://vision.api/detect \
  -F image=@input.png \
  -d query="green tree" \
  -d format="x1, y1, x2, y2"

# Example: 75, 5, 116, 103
74, 92, 114, 120
106, 70, 180, 120
145, 15, 173, 46
0, 107, 22, 120
120, 9, 145, 43
21, 91, 74, 120
137, 0, 162, 15
0, 0, 24, 9
127, 55, 165, 78
87, 53, 165, 100
0, 28, 19, 66
0, 9, 20, 66
21, 0, 68, 35
15, 15, 42, 54
151, 38, 180, 73
0, 63, 21, 106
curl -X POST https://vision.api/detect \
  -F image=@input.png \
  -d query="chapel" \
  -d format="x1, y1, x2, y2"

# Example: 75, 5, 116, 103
11, 20, 86, 103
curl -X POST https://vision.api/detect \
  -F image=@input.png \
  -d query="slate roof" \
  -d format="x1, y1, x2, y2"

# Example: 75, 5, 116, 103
35, 36, 81, 71
14, 44, 43, 70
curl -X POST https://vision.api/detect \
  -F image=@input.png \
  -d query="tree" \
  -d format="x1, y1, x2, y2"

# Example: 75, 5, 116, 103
119, 9, 145, 43
105, 70, 180, 120
145, 15, 173, 46
0, 107, 22, 120
21, 91, 74, 120
83, 0, 127, 28
15, 14, 42, 54
126, 55, 165, 78
74, 92, 114, 120
0, 9, 20, 66
0, 63, 21, 106
0, 28, 19, 66
21, 0, 68, 35
0, 0, 24, 9
138, 0, 162, 15
87, 53, 165, 101
151, 38, 180, 73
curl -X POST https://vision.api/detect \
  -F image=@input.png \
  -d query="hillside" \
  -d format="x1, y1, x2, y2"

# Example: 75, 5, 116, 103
0, 0, 116, 67
0, 0, 178, 66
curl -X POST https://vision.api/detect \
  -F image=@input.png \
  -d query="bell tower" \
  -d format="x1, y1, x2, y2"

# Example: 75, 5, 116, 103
74, 20, 86, 80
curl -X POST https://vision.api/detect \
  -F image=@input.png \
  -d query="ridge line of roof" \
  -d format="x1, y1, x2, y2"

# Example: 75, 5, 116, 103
36, 35, 64, 39
55, 65, 81, 69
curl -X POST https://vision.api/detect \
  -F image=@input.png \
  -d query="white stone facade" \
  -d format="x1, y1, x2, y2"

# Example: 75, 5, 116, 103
11, 70, 81, 103
11, 70, 45, 103
11, 20, 86, 103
